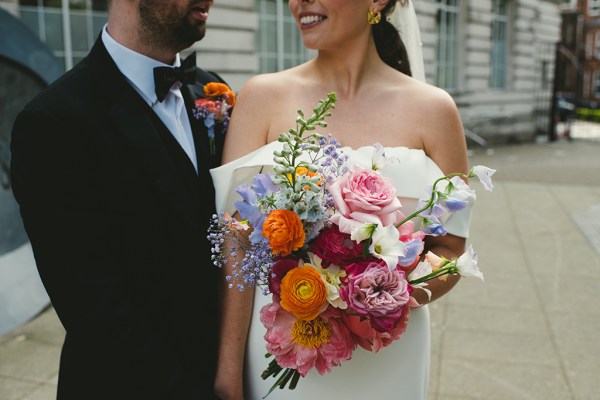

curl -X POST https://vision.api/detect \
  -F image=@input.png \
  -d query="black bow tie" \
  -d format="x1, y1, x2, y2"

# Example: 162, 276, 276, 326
153, 54, 197, 102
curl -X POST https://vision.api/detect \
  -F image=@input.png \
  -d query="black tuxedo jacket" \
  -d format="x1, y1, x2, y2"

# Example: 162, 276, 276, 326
10, 38, 225, 399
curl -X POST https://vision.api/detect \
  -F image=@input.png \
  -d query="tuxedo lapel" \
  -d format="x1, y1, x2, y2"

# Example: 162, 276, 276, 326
109, 94, 202, 232
180, 83, 212, 171
87, 38, 202, 232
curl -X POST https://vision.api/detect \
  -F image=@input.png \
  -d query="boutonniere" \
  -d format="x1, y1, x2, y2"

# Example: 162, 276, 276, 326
193, 82, 236, 155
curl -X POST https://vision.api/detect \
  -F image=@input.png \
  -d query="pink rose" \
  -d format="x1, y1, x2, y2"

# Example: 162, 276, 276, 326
329, 166, 404, 234
310, 225, 364, 267
268, 257, 299, 296
339, 261, 411, 333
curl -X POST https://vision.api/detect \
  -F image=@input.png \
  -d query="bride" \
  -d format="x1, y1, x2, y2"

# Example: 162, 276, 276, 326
213, 0, 471, 399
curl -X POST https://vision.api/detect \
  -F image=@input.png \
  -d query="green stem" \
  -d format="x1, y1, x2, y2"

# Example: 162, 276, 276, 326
262, 368, 297, 398
409, 264, 458, 286
395, 173, 468, 228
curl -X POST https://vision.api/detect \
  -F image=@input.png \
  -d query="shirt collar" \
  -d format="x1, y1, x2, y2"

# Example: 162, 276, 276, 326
102, 24, 181, 105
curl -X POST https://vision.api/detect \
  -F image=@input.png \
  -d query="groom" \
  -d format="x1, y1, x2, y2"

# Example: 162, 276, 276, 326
10, 0, 226, 398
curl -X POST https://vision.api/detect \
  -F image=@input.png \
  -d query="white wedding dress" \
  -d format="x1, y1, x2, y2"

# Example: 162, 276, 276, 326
210, 143, 472, 400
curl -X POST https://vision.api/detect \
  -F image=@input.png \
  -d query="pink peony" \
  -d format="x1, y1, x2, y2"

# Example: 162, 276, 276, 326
339, 261, 411, 333
310, 225, 364, 267
260, 302, 356, 376
268, 257, 299, 296
329, 166, 404, 234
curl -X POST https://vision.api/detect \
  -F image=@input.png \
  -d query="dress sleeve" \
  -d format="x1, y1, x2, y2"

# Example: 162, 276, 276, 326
210, 142, 279, 214
439, 198, 474, 238
359, 146, 475, 239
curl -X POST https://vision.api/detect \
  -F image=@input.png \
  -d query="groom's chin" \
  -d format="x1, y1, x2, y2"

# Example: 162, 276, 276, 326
174, 23, 206, 49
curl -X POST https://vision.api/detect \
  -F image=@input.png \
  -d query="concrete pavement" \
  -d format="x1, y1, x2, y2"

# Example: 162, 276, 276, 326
1, 136, 600, 400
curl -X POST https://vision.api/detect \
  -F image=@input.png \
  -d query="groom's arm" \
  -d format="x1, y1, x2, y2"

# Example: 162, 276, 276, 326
10, 105, 188, 394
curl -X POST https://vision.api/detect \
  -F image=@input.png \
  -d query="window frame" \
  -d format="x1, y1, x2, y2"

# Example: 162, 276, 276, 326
489, 0, 510, 90
18, 0, 107, 70
256, 0, 311, 73
435, 0, 462, 93
590, 0, 600, 17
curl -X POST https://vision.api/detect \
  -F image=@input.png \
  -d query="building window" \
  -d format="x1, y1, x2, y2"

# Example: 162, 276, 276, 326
19, 0, 107, 70
584, 70, 591, 99
490, 0, 509, 89
594, 71, 600, 99
590, 0, 600, 16
595, 31, 600, 59
435, 0, 461, 91
587, 32, 594, 60
257, 0, 311, 73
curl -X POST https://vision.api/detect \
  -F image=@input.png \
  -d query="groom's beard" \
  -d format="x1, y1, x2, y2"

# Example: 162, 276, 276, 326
138, 0, 207, 53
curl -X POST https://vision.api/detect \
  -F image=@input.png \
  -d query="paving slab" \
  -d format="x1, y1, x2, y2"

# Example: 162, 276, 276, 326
1, 139, 599, 400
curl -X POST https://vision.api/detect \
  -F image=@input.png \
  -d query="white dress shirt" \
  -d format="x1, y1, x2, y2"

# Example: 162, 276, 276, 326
101, 26, 198, 172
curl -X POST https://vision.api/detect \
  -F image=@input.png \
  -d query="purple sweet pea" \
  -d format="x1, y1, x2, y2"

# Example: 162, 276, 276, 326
398, 237, 424, 267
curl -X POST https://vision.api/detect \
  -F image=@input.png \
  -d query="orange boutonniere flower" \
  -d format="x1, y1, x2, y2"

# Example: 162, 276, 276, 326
193, 81, 236, 155
204, 82, 236, 106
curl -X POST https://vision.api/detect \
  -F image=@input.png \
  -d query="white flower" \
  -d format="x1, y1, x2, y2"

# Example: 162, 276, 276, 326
371, 143, 400, 170
408, 260, 433, 282
471, 165, 496, 191
442, 176, 476, 212
456, 245, 484, 281
368, 225, 407, 270
306, 253, 348, 309
350, 222, 377, 243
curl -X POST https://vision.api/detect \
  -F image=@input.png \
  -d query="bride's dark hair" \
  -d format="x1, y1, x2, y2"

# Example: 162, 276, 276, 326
372, 0, 412, 76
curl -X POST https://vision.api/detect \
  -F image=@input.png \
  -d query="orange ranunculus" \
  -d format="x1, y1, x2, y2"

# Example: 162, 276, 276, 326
262, 209, 305, 256
204, 82, 236, 106
280, 265, 328, 321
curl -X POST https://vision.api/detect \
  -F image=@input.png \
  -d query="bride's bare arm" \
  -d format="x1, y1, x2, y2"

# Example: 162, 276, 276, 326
214, 77, 274, 400
412, 87, 469, 306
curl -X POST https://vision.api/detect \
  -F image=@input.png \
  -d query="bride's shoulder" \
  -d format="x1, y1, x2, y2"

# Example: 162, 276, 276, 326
238, 68, 305, 104
397, 78, 462, 133
402, 78, 458, 115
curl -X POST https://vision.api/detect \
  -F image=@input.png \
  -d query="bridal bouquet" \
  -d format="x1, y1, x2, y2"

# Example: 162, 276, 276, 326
208, 93, 495, 398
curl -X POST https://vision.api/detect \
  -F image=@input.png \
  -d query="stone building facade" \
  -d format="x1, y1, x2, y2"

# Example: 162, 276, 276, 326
556, 0, 600, 107
414, 0, 561, 143
1, 0, 561, 143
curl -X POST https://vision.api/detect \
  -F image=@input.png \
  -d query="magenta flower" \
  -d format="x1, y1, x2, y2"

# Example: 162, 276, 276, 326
260, 302, 356, 376
310, 225, 364, 267
339, 261, 411, 333
344, 258, 380, 278
268, 257, 300, 296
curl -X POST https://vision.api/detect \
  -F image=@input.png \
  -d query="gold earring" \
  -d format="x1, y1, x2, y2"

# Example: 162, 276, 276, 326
368, 9, 382, 25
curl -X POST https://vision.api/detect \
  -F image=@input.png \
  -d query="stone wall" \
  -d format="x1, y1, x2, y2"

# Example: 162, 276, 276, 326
416, 0, 562, 143
188, 0, 258, 93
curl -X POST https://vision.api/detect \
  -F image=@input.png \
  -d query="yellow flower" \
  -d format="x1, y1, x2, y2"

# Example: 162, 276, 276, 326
286, 166, 323, 189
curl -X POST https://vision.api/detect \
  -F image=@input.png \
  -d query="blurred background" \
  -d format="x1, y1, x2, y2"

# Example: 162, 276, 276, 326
1, 0, 599, 399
